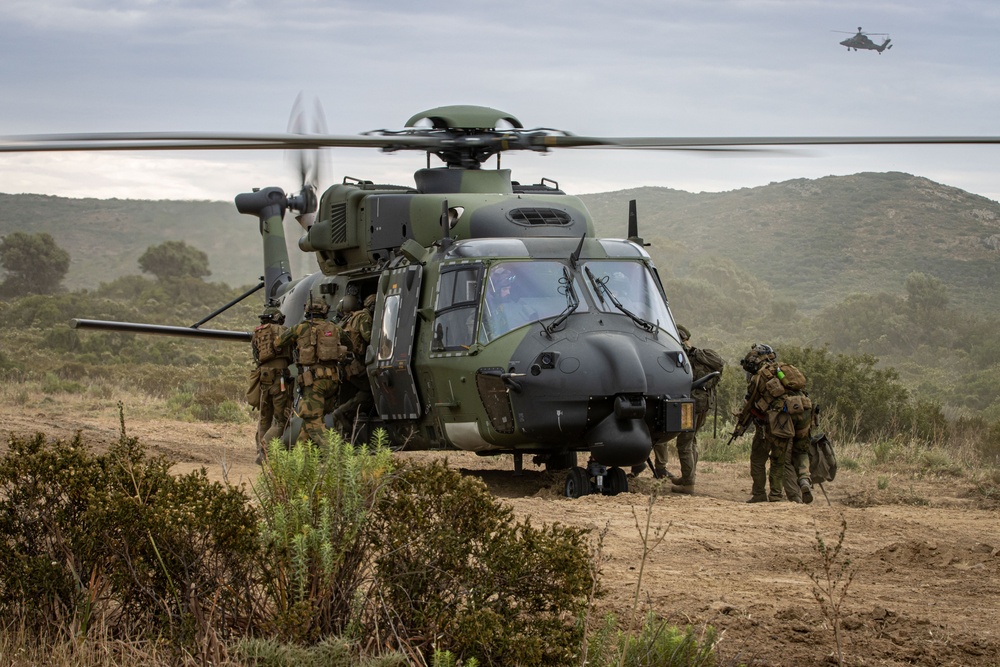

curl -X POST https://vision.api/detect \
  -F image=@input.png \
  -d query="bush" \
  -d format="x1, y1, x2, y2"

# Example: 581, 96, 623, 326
367, 460, 594, 667
0, 424, 260, 641
585, 612, 717, 667
253, 431, 395, 643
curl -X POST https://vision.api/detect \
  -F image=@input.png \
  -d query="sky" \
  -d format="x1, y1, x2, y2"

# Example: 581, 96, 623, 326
2, 0, 999, 203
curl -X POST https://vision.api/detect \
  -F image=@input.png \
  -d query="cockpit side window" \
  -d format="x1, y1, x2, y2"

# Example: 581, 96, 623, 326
432, 264, 482, 351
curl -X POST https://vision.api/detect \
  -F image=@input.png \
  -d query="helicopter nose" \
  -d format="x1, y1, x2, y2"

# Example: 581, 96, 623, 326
509, 329, 688, 466
583, 408, 652, 467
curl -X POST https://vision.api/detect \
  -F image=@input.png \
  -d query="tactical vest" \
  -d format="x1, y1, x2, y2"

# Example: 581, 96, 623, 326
253, 323, 287, 364
297, 320, 347, 366
344, 310, 372, 356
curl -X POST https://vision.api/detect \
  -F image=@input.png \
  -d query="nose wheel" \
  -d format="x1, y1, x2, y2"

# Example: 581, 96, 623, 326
564, 460, 629, 498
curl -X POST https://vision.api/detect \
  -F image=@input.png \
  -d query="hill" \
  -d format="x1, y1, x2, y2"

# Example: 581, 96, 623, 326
4, 172, 1000, 313
581, 172, 1000, 313
0, 194, 306, 289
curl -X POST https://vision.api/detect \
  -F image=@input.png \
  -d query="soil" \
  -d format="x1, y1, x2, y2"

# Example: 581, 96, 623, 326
2, 404, 999, 667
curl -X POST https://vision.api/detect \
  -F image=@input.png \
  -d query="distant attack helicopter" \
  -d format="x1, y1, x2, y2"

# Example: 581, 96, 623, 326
2, 105, 999, 497
834, 27, 892, 53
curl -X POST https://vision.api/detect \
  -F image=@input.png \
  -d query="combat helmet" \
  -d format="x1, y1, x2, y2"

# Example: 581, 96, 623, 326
364, 293, 376, 309
740, 343, 776, 375
259, 301, 285, 324
304, 296, 330, 319
676, 324, 691, 342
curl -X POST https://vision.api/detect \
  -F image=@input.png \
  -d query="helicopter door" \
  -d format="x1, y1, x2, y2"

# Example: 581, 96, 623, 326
372, 263, 423, 420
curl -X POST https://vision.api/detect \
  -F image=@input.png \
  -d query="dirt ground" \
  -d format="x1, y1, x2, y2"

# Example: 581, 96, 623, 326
2, 404, 998, 667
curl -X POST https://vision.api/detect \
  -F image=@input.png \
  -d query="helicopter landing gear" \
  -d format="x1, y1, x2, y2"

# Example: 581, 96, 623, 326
534, 450, 578, 472
563, 460, 629, 498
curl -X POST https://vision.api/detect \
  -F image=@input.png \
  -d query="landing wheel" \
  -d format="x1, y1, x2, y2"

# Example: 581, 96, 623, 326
565, 466, 592, 498
604, 467, 629, 496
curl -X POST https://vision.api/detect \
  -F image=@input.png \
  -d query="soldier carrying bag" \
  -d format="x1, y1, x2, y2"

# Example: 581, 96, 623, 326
809, 432, 838, 484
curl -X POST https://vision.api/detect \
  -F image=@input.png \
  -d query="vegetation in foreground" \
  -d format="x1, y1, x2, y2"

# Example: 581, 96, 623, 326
0, 422, 724, 666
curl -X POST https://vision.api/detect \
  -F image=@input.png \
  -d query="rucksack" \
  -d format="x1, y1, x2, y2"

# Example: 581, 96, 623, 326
809, 432, 838, 484
778, 363, 807, 391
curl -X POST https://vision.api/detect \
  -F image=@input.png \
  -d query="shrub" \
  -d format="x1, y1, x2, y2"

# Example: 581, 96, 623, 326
253, 431, 395, 643
367, 460, 593, 667
0, 424, 260, 642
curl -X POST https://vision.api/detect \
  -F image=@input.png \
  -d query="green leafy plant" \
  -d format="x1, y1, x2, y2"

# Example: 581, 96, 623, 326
367, 460, 593, 667
0, 411, 260, 644
253, 429, 394, 643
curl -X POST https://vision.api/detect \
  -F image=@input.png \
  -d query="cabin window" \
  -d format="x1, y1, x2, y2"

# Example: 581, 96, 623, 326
479, 261, 588, 344
432, 264, 482, 351
378, 294, 401, 361
582, 260, 678, 337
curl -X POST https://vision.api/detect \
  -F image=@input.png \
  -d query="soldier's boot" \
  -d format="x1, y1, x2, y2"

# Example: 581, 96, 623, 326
746, 495, 769, 503
332, 407, 351, 435
670, 483, 694, 494
799, 478, 814, 505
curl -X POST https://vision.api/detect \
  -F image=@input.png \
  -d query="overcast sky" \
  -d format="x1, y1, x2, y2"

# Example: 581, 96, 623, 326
2, 0, 999, 202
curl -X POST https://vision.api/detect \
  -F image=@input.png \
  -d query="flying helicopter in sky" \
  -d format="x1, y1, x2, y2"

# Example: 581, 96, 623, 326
3, 105, 999, 497
834, 27, 892, 53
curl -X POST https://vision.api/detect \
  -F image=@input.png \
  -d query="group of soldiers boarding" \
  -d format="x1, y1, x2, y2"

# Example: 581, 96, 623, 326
248, 286, 374, 464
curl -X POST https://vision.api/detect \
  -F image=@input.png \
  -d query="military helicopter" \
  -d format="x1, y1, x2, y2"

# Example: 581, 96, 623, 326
3, 106, 999, 497
834, 27, 892, 53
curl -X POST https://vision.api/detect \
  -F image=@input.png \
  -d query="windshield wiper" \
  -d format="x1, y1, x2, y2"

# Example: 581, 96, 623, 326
584, 266, 658, 334
543, 266, 580, 338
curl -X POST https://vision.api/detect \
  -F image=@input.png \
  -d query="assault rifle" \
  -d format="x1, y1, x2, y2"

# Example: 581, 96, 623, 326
726, 403, 755, 447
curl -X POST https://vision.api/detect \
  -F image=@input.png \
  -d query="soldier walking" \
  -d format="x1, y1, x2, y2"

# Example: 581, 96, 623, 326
277, 297, 349, 446
333, 289, 375, 439
250, 301, 292, 464
734, 344, 814, 503
653, 325, 724, 494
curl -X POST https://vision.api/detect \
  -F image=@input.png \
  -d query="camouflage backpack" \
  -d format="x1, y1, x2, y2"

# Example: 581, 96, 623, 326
809, 433, 838, 484
689, 346, 724, 412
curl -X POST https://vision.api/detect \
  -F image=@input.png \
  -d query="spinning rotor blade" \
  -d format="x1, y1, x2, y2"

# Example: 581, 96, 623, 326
4, 131, 1000, 155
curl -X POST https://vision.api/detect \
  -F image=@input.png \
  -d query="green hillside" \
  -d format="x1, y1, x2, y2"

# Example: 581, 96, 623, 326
0, 194, 306, 289
4, 172, 1000, 314
581, 172, 1000, 314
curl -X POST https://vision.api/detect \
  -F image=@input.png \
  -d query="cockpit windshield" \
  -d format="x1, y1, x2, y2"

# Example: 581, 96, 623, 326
479, 261, 588, 344
582, 260, 678, 337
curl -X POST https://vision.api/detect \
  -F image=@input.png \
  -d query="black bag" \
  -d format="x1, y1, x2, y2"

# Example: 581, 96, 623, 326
809, 433, 837, 483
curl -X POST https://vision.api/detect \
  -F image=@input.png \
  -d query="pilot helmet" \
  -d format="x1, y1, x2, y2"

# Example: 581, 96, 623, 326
341, 284, 361, 313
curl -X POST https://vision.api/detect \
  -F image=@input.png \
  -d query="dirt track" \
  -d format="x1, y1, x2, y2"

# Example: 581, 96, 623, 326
2, 404, 998, 667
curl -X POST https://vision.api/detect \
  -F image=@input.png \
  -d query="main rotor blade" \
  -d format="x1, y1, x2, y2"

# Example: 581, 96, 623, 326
3, 131, 1000, 154
0, 132, 441, 152
541, 135, 1000, 149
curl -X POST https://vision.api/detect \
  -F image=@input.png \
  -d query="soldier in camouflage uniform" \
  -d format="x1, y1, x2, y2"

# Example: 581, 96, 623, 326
251, 302, 292, 464
653, 325, 724, 494
736, 344, 814, 504
333, 289, 375, 439
277, 298, 349, 446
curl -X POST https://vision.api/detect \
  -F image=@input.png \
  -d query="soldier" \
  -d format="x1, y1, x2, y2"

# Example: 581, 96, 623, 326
333, 289, 375, 439
735, 344, 814, 504
277, 297, 349, 447
653, 325, 724, 494
250, 301, 292, 464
